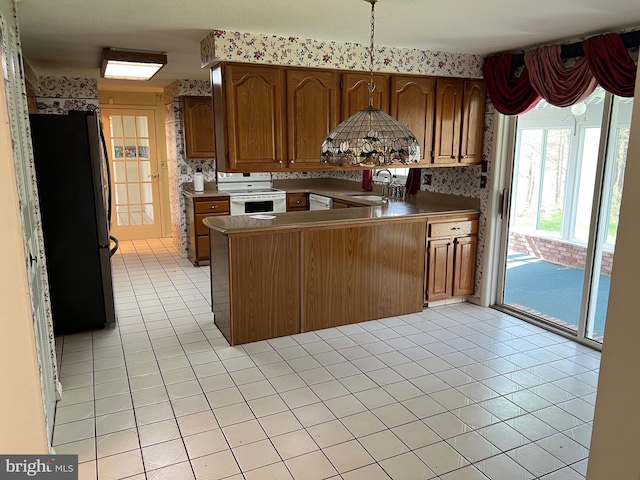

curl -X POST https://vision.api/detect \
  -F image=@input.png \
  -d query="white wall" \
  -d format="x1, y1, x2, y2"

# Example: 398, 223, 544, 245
586, 73, 640, 478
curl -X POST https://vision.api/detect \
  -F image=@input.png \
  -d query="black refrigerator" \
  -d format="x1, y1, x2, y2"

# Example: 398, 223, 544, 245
29, 110, 117, 335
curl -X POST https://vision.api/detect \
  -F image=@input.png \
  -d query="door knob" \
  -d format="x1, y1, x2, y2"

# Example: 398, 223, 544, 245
148, 174, 159, 178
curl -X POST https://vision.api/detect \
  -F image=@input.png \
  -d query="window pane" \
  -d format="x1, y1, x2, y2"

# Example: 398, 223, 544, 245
513, 129, 543, 231
110, 115, 122, 137
123, 116, 136, 137
574, 128, 600, 242
136, 116, 149, 137
126, 162, 139, 182
113, 161, 125, 182
538, 129, 570, 235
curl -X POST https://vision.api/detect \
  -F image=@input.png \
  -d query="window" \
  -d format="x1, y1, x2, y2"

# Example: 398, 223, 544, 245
372, 167, 409, 183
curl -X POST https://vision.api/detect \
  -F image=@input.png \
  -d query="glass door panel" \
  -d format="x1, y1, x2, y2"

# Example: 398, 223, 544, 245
101, 108, 161, 240
503, 88, 604, 333
585, 96, 633, 342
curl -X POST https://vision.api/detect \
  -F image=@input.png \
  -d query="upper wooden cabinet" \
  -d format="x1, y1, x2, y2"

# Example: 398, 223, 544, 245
390, 77, 435, 166
286, 69, 340, 170
182, 96, 215, 159
341, 73, 390, 119
213, 63, 286, 171
433, 78, 486, 166
460, 80, 487, 165
211, 62, 485, 172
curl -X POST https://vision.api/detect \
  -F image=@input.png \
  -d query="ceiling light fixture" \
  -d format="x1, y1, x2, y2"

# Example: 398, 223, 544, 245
321, 0, 419, 167
100, 48, 167, 81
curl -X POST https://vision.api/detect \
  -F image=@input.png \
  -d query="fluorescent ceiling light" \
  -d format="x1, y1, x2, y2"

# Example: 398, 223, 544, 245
101, 49, 167, 81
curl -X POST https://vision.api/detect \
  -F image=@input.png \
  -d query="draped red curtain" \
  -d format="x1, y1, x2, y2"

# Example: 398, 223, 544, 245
483, 33, 638, 115
525, 45, 598, 107
405, 168, 422, 195
361, 169, 373, 191
583, 33, 637, 98
483, 54, 541, 115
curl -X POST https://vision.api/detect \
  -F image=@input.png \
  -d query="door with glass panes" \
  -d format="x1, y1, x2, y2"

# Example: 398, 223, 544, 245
101, 108, 161, 239
498, 87, 633, 345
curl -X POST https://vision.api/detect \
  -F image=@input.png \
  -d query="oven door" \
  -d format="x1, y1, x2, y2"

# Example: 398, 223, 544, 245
229, 195, 286, 215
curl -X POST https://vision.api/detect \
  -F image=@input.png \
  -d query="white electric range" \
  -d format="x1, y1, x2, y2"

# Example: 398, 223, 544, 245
217, 172, 286, 216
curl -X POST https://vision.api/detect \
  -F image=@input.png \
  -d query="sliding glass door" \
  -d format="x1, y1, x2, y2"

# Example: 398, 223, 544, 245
498, 88, 633, 345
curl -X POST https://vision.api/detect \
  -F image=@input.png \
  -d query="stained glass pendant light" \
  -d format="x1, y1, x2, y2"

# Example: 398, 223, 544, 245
321, 0, 420, 167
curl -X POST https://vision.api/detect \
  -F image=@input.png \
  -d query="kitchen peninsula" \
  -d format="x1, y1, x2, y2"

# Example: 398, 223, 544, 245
204, 187, 479, 345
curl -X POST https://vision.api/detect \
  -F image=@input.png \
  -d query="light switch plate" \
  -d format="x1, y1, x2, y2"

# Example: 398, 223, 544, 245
180, 165, 188, 174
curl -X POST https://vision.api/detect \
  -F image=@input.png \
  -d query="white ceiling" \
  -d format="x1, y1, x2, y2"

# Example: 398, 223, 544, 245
16, 0, 640, 91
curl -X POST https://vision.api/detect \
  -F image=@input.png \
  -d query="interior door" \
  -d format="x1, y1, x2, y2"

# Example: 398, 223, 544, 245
101, 108, 162, 239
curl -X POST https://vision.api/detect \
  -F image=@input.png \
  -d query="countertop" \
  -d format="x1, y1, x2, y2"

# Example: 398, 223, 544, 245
186, 178, 479, 234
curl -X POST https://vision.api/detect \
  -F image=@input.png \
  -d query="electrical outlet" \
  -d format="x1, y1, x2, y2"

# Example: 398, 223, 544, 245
180, 165, 188, 174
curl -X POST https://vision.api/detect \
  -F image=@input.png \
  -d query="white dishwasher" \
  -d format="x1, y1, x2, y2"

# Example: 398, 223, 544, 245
309, 193, 333, 210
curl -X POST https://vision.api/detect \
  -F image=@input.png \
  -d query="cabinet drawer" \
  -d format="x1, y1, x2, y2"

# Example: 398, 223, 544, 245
429, 219, 478, 238
287, 193, 308, 210
195, 199, 229, 214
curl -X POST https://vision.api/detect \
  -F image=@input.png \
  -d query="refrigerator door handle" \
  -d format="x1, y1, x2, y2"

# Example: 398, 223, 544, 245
109, 235, 119, 258
99, 122, 113, 229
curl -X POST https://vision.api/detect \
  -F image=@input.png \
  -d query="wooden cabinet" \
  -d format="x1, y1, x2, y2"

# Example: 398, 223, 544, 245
213, 63, 286, 171
425, 214, 479, 303
182, 96, 215, 158
211, 62, 484, 172
286, 193, 309, 212
390, 76, 435, 165
186, 196, 230, 266
341, 72, 390, 118
286, 69, 340, 170
433, 79, 486, 166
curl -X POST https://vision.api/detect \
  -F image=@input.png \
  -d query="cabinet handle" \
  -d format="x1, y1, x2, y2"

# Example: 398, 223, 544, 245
278, 160, 283, 165
290, 160, 295, 164
296, 200, 301, 204
451, 227, 460, 230
450, 155, 456, 159
210, 205, 218, 209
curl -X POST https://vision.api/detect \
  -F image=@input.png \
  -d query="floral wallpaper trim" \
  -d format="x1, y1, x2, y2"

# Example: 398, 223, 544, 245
36, 76, 97, 99
201, 30, 484, 79
35, 98, 99, 115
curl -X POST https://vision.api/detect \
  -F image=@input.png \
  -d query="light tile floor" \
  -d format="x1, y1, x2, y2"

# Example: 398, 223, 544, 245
53, 239, 600, 480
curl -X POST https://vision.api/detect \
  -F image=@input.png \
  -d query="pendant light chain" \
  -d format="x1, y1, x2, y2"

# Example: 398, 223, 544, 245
320, 0, 420, 167
368, 0, 376, 106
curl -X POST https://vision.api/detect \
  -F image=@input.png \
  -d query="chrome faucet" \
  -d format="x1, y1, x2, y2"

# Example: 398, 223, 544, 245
375, 169, 393, 200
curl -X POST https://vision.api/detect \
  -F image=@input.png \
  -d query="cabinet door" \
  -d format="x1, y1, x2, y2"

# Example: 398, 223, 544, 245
182, 96, 215, 158
225, 64, 286, 170
391, 76, 435, 165
460, 80, 486, 165
342, 73, 390, 119
426, 238, 453, 301
433, 78, 463, 165
287, 69, 340, 169
286, 193, 309, 211
453, 235, 478, 297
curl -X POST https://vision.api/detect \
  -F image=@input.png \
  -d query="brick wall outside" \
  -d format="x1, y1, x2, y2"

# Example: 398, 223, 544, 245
509, 232, 614, 276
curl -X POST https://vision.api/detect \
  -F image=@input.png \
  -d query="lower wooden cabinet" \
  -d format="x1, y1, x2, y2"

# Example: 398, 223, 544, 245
185, 196, 230, 266
425, 214, 479, 303
286, 193, 309, 211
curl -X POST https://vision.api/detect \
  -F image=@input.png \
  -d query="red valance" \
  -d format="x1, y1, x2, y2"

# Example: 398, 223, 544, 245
583, 33, 637, 98
525, 45, 598, 108
483, 54, 541, 115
